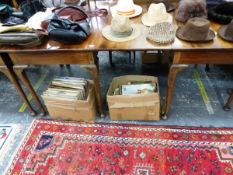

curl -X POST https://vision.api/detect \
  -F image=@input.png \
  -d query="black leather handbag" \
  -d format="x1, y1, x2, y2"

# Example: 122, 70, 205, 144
47, 6, 90, 44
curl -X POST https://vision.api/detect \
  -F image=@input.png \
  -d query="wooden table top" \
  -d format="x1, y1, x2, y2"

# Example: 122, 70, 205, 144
0, 2, 233, 53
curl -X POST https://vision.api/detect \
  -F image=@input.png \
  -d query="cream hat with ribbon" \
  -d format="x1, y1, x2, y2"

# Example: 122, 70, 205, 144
141, 3, 172, 27
110, 0, 142, 18
102, 15, 141, 42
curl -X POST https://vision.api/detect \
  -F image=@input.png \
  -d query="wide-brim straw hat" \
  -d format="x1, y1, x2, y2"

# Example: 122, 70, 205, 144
218, 20, 233, 42
176, 17, 215, 42
110, 4, 142, 18
102, 16, 141, 42
102, 24, 140, 42
141, 3, 173, 27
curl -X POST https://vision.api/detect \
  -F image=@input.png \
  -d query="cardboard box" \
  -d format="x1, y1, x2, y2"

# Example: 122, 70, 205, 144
107, 75, 160, 120
42, 81, 96, 122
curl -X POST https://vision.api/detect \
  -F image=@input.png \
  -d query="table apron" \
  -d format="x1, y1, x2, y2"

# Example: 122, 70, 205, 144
8, 52, 94, 65
173, 51, 233, 64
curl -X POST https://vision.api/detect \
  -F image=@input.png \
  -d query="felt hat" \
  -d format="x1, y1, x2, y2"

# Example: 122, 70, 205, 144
102, 15, 140, 42
147, 22, 175, 44
141, 3, 172, 27
110, 0, 142, 18
208, 2, 233, 25
175, 0, 207, 23
176, 17, 215, 42
218, 19, 233, 42
150, 0, 175, 12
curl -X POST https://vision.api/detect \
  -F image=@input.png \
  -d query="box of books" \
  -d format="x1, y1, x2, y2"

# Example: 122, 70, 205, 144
42, 78, 96, 122
107, 75, 160, 120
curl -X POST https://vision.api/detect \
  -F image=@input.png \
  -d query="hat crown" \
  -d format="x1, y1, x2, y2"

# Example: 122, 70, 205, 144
111, 16, 132, 33
117, 0, 135, 12
181, 17, 210, 40
148, 3, 168, 22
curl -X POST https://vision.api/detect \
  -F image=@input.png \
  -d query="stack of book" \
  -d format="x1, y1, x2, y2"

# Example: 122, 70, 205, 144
114, 81, 157, 95
43, 77, 88, 100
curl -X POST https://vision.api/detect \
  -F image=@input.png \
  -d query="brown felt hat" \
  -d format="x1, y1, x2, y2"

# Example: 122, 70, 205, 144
218, 19, 233, 42
176, 17, 215, 42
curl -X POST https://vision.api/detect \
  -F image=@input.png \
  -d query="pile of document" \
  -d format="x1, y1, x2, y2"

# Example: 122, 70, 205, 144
114, 81, 157, 95
43, 77, 88, 100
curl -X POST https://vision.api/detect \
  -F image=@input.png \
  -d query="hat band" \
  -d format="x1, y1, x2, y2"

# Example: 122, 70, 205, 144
110, 28, 133, 38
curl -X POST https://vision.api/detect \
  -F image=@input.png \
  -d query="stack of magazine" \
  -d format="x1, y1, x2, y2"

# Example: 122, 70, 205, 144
43, 77, 88, 100
114, 81, 157, 95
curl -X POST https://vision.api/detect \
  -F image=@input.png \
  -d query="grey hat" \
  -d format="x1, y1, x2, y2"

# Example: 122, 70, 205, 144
218, 19, 233, 42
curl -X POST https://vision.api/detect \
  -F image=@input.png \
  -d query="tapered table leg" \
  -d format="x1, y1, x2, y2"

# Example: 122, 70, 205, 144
0, 65, 36, 116
161, 64, 188, 119
223, 90, 233, 111
14, 65, 46, 116
109, 51, 115, 67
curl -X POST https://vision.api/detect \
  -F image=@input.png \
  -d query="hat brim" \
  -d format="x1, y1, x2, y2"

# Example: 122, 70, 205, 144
102, 24, 141, 42
176, 27, 215, 42
141, 13, 172, 27
110, 4, 142, 18
218, 25, 233, 42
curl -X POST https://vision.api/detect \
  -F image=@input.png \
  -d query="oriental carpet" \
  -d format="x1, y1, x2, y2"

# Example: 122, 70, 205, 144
5, 118, 233, 175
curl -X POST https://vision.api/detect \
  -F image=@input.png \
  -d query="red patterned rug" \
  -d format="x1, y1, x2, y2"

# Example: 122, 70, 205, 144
6, 119, 233, 175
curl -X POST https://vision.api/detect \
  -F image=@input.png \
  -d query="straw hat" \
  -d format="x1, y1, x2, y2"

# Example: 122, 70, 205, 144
147, 22, 175, 44
150, 0, 176, 12
141, 3, 172, 27
176, 17, 215, 42
218, 19, 233, 42
102, 15, 140, 42
110, 0, 142, 18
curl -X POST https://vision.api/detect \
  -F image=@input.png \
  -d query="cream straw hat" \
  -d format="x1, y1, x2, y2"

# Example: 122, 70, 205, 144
141, 3, 172, 27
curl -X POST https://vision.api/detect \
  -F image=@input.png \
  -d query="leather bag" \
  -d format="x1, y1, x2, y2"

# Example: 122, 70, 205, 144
47, 6, 90, 44
0, 25, 45, 47
0, 32, 45, 47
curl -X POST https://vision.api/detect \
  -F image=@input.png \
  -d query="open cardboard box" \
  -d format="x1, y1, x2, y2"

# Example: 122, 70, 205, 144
42, 80, 96, 122
107, 75, 160, 120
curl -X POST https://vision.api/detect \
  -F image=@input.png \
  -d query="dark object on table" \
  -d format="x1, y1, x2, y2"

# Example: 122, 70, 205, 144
19, 0, 45, 19
0, 4, 26, 25
208, 2, 233, 24
206, 0, 225, 8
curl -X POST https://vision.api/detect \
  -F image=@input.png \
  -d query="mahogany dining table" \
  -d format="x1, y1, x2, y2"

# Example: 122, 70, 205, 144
0, 2, 233, 118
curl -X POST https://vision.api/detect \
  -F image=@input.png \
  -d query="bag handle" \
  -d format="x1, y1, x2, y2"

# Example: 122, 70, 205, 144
53, 5, 89, 21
